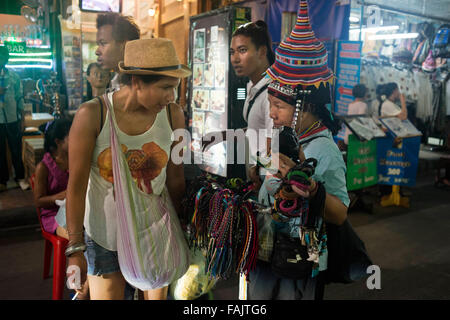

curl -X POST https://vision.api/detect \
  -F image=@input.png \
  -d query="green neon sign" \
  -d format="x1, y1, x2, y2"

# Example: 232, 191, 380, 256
4, 41, 27, 54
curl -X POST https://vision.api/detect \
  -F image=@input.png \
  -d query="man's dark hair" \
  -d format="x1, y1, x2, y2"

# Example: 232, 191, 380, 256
232, 20, 275, 65
352, 84, 367, 99
96, 12, 140, 42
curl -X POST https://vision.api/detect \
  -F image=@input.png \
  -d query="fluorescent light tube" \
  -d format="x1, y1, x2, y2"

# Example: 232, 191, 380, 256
368, 33, 419, 40
350, 25, 400, 33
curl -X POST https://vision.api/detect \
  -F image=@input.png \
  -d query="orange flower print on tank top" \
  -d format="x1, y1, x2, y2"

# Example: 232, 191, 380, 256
97, 142, 169, 194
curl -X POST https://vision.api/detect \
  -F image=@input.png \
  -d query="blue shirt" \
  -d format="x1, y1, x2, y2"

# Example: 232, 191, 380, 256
300, 129, 350, 207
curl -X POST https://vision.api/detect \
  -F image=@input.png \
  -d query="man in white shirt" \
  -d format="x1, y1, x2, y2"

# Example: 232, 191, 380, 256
242, 76, 273, 162
229, 21, 275, 169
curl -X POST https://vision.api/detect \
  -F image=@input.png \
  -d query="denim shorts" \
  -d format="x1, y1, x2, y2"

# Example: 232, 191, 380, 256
84, 233, 121, 276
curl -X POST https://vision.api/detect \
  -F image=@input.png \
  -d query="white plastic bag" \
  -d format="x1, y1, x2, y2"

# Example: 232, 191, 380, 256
170, 249, 218, 300
55, 199, 66, 229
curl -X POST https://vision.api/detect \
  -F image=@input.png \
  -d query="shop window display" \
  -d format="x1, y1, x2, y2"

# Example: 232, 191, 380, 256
349, 2, 449, 141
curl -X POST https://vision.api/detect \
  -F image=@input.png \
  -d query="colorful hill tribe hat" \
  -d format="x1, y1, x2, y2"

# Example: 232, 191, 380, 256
266, 0, 334, 124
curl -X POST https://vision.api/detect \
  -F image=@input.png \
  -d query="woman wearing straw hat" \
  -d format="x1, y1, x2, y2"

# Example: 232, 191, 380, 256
248, 0, 349, 300
65, 38, 191, 300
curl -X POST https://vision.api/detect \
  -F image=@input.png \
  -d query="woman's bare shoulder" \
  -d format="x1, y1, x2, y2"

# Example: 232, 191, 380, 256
72, 99, 103, 133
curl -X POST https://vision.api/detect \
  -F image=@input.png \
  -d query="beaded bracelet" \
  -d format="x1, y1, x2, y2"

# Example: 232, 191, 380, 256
279, 199, 298, 213
287, 170, 309, 181
279, 186, 299, 200
289, 180, 310, 191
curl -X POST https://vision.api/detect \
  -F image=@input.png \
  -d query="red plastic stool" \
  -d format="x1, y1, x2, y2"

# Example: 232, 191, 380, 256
30, 175, 69, 300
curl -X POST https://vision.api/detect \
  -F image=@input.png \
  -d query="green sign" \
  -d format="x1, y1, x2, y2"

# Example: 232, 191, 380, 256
346, 134, 378, 191
4, 41, 27, 54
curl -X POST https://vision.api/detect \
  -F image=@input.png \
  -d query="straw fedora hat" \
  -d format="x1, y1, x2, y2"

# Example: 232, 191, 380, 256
118, 38, 191, 78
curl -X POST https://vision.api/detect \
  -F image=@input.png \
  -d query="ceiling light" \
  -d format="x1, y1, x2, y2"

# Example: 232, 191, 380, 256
350, 25, 400, 33
148, 8, 156, 16
368, 33, 419, 40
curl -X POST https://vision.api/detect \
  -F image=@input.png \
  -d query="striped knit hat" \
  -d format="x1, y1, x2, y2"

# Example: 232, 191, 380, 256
267, 0, 334, 107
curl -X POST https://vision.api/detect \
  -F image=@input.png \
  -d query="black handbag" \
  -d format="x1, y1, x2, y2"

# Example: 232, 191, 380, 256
324, 219, 373, 284
270, 232, 313, 279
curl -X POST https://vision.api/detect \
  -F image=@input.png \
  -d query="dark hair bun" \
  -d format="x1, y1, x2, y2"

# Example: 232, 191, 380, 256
255, 20, 268, 30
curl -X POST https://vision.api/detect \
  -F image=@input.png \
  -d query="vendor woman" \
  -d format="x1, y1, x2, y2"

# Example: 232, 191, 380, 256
248, 0, 349, 300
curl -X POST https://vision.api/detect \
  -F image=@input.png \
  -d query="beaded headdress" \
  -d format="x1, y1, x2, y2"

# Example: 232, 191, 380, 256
266, 0, 334, 128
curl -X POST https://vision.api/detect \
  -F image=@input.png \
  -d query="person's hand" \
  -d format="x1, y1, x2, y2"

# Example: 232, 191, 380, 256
54, 190, 66, 201
400, 93, 406, 104
201, 130, 226, 152
291, 178, 318, 199
277, 153, 296, 178
276, 145, 305, 177
248, 165, 262, 191
66, 251, 87, 294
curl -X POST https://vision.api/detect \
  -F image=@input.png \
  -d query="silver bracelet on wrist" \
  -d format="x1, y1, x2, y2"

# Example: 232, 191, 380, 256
65, 243, 87, 257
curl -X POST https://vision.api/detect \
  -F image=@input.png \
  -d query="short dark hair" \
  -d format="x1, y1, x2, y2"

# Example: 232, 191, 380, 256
96, 12, 140, 42
382, 82, 398, 98
232, 20, 275, 65
352, 84, 367, 98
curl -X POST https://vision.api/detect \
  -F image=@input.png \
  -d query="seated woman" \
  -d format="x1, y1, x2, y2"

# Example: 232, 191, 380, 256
344, 84, 369, 146
33, 119, 71, 239
379, 82, 408, 120
34, 118, 91, 300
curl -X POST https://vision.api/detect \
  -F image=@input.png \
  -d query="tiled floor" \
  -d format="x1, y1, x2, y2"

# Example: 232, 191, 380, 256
0, 185, 34, 211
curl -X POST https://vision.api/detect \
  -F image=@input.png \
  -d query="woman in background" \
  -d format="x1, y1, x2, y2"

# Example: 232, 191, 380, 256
379, 82, 408, 120
33, 119, 71, 239
85, 62, 111, 101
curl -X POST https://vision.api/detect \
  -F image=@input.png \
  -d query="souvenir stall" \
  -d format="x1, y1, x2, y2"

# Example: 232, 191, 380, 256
350, 1, 450, 142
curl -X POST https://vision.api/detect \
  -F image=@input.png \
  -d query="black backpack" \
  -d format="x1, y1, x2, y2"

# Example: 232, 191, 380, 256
432, 24, 450, 58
